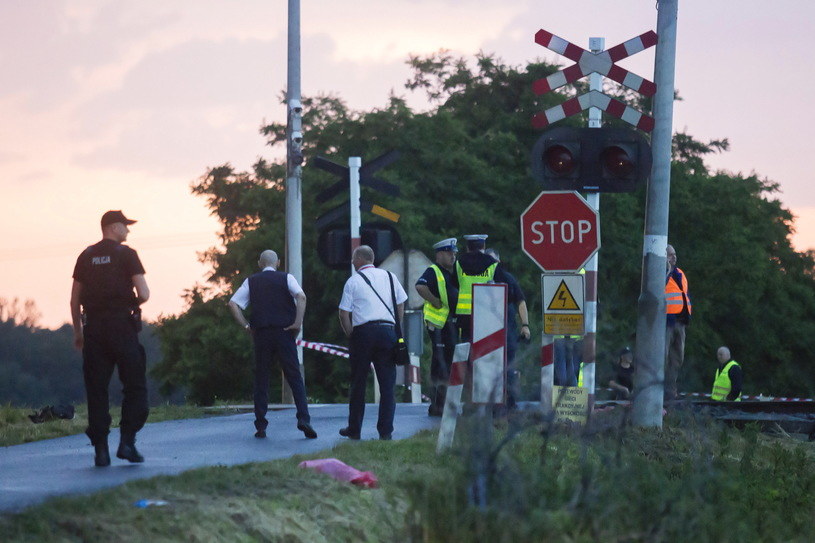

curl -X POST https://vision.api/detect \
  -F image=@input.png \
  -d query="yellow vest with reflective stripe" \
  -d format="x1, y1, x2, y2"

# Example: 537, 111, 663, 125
455, 261, 497, 315
422, 265, 450, 327
711, 360, 741, 401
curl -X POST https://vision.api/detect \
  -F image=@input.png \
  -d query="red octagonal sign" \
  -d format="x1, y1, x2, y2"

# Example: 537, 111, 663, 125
520, 191, 600, 272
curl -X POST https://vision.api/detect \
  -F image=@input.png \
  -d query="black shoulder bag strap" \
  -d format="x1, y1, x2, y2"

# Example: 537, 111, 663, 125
357, 270, 403, 338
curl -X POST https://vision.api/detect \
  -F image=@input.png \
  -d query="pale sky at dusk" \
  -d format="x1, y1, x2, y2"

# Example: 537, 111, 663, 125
2, 1, 814, 329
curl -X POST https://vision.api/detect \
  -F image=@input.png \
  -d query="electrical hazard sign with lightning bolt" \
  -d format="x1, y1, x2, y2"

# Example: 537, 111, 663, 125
542, 274, 585, 335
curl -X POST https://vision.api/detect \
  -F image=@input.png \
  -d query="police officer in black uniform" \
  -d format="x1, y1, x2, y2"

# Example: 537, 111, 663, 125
454, 234, 511, 343
70, 210, 150, 467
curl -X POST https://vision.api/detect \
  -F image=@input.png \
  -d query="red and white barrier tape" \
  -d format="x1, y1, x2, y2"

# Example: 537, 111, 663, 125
682, 392, 813, 402
297, 340, 349, 359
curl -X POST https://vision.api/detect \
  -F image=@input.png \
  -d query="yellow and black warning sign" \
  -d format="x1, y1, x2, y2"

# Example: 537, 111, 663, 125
547, 280, 580, 310
542, 273, 585, 335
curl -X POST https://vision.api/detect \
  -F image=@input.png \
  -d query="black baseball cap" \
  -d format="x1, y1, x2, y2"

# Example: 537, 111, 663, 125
101, 210, 137, 228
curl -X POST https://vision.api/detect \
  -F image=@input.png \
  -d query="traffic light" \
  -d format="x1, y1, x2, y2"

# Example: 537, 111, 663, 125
317, 222, 403, 270
531, 126, 652, 193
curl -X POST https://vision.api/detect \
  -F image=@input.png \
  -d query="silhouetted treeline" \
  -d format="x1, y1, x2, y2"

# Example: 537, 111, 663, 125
0, 299, 176, 407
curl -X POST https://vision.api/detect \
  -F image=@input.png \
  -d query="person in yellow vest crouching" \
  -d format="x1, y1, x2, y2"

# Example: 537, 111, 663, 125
711, 346, 742, 402
416, 238, 459, 416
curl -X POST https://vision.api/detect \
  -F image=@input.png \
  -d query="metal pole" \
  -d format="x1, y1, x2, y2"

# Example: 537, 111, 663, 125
348, 157, 375, 401
582, 37, 604, 411
349, 157, 362, 258
632, 0, 679, 427
284, 0, 304, 404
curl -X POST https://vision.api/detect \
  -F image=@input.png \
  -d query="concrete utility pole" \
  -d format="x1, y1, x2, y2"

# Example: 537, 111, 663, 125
632, 0, 679, 427
285, 0, 304, 402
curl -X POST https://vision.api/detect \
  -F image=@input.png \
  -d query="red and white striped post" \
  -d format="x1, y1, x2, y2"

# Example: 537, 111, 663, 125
582, 37, 604, 411
437, 342, 471, 453
540, 334, 555, 413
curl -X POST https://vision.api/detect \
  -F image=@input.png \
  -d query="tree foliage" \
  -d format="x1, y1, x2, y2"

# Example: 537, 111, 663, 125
152, 52, 815, 403
0, 298, 170, 407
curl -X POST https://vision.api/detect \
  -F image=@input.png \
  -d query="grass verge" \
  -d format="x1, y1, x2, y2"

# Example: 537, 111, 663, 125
1, 406, 814, 542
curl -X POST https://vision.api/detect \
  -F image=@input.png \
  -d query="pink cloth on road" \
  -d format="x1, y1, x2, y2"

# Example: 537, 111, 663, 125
298, 458, 378, 489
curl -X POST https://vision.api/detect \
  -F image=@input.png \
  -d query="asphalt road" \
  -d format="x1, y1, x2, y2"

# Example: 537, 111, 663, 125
0, 403, 439, 513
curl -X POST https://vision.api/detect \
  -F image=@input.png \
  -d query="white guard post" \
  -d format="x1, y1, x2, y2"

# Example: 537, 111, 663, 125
436, 342, 471, 453
394, 355, 421, 403
409, 354, 422, 403
471, 283, 507, 404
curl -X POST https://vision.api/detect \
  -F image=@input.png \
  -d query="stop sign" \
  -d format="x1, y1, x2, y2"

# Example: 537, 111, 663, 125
520, 191, 600, 272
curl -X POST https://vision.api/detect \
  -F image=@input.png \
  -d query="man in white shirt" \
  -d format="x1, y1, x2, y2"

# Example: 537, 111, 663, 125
338, 245, 408, 440
228, 249, 316, 440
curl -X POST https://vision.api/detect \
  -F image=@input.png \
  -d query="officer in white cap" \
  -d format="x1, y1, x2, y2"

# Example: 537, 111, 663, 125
454, 234, 510, 342
415, 238, 459, 416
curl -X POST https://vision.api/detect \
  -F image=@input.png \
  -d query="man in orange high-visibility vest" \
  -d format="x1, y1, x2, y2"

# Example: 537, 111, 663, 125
665, 244, 692, 401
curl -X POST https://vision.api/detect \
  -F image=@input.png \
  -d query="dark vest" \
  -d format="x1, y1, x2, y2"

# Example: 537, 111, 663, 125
248, 270, 296, 328
79, 241, 137, 312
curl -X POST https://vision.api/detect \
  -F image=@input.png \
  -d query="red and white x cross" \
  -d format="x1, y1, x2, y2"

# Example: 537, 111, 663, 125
533, 29, 657, 96
531, 29, 657, 132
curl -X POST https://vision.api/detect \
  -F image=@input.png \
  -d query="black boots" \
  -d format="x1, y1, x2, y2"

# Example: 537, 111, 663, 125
298, 421, 318, 439
116, 434, 145, 463
94, 441, 110, 467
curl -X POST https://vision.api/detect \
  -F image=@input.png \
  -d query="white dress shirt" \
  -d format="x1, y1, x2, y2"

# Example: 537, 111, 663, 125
230, 266, 304, 310
339, 265, 408, 327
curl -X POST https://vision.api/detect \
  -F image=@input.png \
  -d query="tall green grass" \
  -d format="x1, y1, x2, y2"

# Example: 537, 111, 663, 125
2, 406, 813, 542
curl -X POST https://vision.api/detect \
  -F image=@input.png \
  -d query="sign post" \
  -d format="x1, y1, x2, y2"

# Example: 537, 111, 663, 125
521, 190, 599, 413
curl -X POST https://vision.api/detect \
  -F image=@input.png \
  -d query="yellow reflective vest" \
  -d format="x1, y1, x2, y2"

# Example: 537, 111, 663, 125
422, 265, 450, 327
455, 261, 497, 315
711, 360, 741, 401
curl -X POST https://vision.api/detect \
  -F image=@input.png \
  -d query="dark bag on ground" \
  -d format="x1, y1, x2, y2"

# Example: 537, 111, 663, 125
28, 404, 75, 423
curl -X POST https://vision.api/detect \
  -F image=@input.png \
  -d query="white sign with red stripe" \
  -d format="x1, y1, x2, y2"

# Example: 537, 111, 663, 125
471, 283, 507, 404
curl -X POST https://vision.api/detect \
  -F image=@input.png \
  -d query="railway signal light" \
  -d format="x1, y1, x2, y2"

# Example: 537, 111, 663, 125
317, 222, 403, 270
532, 126, 652, 193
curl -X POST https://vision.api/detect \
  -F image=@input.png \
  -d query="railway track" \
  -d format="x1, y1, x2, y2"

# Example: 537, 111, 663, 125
593, 399, 815, 440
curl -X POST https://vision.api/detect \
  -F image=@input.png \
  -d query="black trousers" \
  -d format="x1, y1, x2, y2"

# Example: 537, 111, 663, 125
426, 320, 457, 412
347, 322, 397, 437
252, 327, 310, 431
82, 311, 148, 445
456, 314, 472, 343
